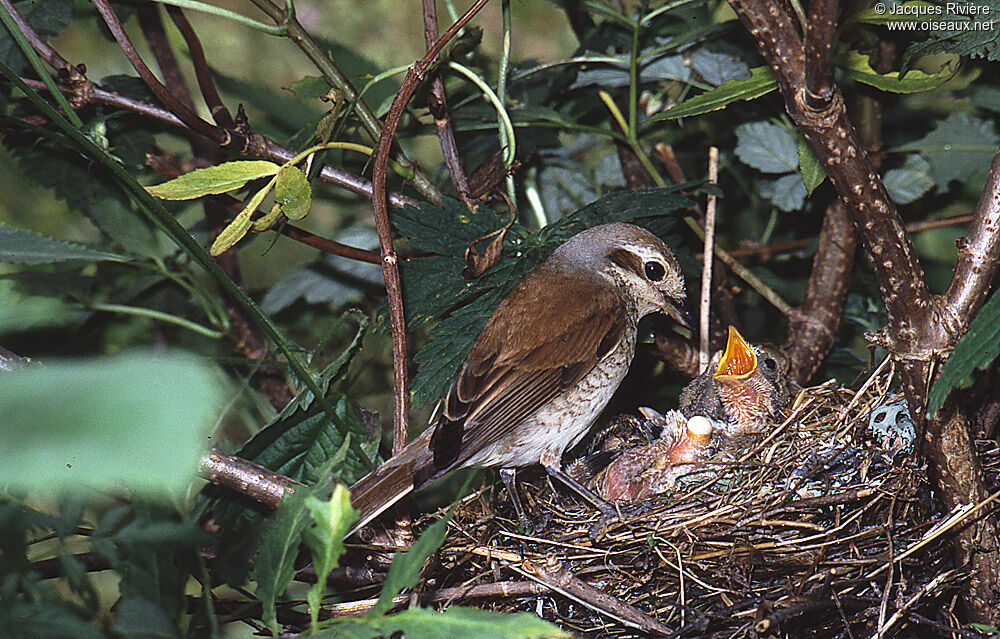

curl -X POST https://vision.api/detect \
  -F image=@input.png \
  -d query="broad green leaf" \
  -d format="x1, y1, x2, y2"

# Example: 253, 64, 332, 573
256, 487, 313, 636
0, 224, 128, 264
210, 183, 273, 256
758, 173, 807, 212
735, 121, 798, 174
274, 165, 312, 220
328, 606, 570, 639
899, 112, 999, 190
145, 160, 279, 200
902, 0, 1000, 62
304, 485, 358, 628
653, 66, 777, 120
290, 75, 332, 99
0, 352, 222, 495
372, 515, 452, 616
929, 289, 1000, 415
797, 137, 826, 195
884, 154, 935, 204
839, 51, 956, 93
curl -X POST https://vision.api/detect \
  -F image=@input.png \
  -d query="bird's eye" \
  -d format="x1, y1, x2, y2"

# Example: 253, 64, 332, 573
644, 261, 666, 281
763, 357, 777, 370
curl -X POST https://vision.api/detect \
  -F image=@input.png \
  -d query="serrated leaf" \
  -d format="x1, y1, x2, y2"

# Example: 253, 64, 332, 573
839, 51, 956, 93
145, 161, 279, 200
735, 121, 799, 173
274, 165, 312, 220
0, 0, 73, 74
0, 224, 128, 264
0, 352, 222, 495
884, 154, 935, 204
210, 183, 273, 256
304, 485, 358, 628
902, 1, 1000, 62
372, 515, 452, 616
758, 173, 807, 211
654, 66, 777, 120
256, 486, 313, 636
900, 112, 999, 190
929, 289, 1000, 415
332, 606, 570, 639
797, 137, 826, 195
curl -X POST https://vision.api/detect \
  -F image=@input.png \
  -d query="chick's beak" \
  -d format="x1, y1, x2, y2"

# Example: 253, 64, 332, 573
660, 294, 692, 329
714, 326, 756, 381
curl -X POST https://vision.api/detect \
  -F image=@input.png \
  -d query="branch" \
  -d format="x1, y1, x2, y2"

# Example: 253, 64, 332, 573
943, 149, 1000, 326
422, 0, 472, 205
199, 448, 304, 509
784, 201, 856, 384
804, 0, 837, 110
165, 6, 235, 128
370, 0, 490, 462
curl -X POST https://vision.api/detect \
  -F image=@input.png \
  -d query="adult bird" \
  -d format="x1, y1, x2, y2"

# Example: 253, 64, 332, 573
347, 222, 689, 536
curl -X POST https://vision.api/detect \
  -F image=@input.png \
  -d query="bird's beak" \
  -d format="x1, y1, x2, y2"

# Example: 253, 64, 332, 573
660, 294, 693, 329
714, 326, 756, 381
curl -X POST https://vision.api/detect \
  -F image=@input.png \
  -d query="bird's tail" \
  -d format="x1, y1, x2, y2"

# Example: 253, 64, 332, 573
346, 426, 438, 538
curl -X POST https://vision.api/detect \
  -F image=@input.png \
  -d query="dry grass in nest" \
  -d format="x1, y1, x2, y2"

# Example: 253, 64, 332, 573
390, 362, 1000, 638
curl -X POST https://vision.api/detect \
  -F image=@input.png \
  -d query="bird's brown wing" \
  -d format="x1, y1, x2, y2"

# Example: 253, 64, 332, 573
429, 268, 626, 473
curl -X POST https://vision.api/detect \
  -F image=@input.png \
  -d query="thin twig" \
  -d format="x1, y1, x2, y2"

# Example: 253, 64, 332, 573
166, 5, 236, 128
699, 147, 718, 371
198, 448, 304, 509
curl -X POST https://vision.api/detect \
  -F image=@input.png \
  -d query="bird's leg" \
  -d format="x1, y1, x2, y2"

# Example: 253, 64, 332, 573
499, 467, 531, 532
543, 463, 618, 520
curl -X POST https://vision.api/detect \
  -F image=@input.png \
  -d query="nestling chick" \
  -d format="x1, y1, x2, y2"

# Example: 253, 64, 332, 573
679, 326, 791, 434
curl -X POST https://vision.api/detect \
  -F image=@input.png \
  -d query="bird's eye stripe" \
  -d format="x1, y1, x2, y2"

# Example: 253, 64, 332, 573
607, 247, 644, 276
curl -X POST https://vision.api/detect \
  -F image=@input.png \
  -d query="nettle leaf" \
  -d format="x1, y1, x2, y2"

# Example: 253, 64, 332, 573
904, 1, 1000, 62
929, 289, 1000, 415
274, 165, 312, 220
900, 112, 999, 190
0, 352, 222, 495
735, 121, 799, 173
839, 51, 956, 93
797, 137, 826, 195
758, 173, 807, 212
400, 189, 689, 406
655, 67, 776, 120
884, 154, 935, 204
256, 487, 313, 636
0, 0, 73, 73
0, 224, 128, 264
145, 161, 280, 200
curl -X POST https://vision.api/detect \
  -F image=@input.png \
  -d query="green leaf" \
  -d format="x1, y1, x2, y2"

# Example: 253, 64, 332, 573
653, 66, 777, 120
928, 289, 1000, 415
758, 173, 807, 212
371, 515, 452, 617
797, 137, 826, 195
899, 112, 999, 190
0, 224, 128, 264
274, 165, 312, 220
0, 0, 73, 74
145, 160, 279, 200
853, 1, 928, 25
884, 154, 935, 204
0, 280, 87, 334
210, 182, 273, 256
735, 121, 798, 174
256, 486, 313, 636
902, 0, 1000, 62
112, 597, 178, 639
304, 485, 358, 629
291, 75, 332, 100
0, 352, 222, 495
330, 606, 570, 639
839, 51, 956, 93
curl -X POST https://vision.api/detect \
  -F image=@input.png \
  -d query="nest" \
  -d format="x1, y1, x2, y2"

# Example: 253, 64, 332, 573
386, 362, 1000, 638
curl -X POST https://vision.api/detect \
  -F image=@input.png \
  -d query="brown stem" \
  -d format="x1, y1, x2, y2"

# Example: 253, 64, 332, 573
783, 202, 856, 385
370, 0, 491, 462
91, 0, 240, 148
804, 0, 837, 110
199, 448, 304, 509
422, 0, 472, 205
165, 6, 235, 129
